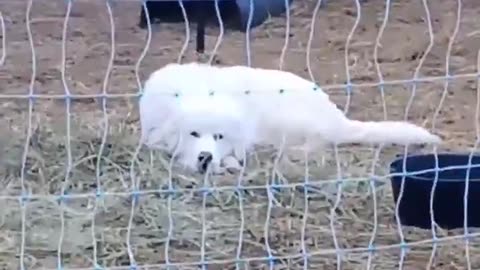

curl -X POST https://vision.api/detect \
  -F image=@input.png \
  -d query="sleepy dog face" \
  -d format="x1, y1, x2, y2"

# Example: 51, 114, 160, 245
169, 94, 253, 174
142, 123, 241, 174
176, 129, 235, 174
142, 91, 255, 174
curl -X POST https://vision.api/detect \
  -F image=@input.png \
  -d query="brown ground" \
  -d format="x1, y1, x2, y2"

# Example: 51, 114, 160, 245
0, 0, 480, 269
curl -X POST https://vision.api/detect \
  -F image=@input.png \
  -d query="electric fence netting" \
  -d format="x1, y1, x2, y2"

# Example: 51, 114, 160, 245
0, 0, 479, 269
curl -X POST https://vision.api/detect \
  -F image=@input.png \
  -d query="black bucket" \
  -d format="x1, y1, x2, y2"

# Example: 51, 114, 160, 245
390, 153, 480, 229
139, 0, 293, 31
139, 0, 292, 53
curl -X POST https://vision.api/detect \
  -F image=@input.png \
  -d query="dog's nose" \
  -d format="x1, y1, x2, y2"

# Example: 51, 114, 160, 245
197, 151, 213, 173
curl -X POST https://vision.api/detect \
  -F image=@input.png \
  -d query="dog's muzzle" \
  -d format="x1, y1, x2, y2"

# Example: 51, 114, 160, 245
197, 151, 213, 174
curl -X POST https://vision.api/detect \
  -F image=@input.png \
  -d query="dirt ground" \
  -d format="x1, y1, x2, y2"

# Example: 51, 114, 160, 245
0, 0, 480, 269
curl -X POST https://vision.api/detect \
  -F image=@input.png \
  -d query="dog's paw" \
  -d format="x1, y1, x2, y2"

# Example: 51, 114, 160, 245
222, 156, 244, 174
211, 165, 227, 175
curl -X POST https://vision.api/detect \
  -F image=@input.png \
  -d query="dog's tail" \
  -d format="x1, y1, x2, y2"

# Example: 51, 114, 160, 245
331, 119, 441, 145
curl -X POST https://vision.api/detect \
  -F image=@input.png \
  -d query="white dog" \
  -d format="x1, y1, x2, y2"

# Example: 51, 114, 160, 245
139, 62, 441, 174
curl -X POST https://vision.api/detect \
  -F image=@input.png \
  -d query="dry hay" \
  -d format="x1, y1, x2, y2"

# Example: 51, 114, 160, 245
0, 104, 477, 270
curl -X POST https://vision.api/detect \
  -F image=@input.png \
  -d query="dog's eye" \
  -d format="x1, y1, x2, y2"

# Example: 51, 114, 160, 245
190, 131, 200, 138
213, 134, 224, 140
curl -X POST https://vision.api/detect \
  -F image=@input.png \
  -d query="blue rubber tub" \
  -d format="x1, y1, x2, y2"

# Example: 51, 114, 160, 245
390, 153, 480, 229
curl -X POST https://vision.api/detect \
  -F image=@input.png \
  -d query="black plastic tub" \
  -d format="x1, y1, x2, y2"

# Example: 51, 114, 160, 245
390, 153, 480, 229
138, 0, 293, 52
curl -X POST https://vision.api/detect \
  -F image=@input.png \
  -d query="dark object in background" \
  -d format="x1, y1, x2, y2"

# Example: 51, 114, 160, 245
139, 0, 293, 53
390, 153, 480, 229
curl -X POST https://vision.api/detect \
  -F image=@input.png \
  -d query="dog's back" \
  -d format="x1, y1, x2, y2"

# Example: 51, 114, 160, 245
141, 62, 440, 151
207, 65, 347, 147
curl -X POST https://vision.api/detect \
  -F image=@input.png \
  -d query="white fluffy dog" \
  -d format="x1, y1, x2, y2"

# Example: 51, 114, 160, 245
139, 62, 441, 174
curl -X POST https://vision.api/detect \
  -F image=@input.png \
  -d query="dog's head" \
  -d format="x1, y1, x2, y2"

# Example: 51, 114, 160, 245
177, 129, 234, 174
169, 94, 254, 174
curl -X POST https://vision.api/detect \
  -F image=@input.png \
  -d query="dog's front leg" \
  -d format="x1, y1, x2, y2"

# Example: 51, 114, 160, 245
232, 143, 248, 167
222, 156, 243, 174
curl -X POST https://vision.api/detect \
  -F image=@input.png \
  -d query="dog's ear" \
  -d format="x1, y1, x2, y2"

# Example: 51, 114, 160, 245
144, 126, 182, 154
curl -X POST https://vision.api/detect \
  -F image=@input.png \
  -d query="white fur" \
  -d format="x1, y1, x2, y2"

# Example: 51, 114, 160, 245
139, 62, 441, 174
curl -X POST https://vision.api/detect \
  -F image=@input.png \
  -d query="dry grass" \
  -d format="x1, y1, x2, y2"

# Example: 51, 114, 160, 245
0, 103, 478, 269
